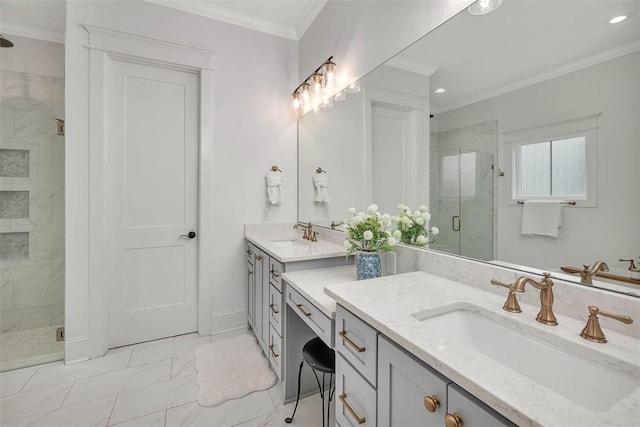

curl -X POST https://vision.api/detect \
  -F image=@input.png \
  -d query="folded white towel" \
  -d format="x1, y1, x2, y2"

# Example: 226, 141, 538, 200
265, 171, 283, 205
313, 173, 331, 203
521, 200, 562, 238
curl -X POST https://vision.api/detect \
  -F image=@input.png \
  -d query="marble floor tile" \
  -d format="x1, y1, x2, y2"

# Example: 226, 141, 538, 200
127, 335, 210, 367
63, 359, 171, 407
107, 336, 174, 354
0, 365, 38, 397
233, 393, 334, 427
3, 394, 116, 427
0, 380, 74, 423
109, 411, 166, 427
165, 389, 275, 427
170, 354, 196, 380
108, 375, 197, 425
22, 350, 131, 391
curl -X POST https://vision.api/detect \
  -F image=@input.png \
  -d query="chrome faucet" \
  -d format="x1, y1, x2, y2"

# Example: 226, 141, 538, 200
513, 272, 557, 326
580, 261, 609, 285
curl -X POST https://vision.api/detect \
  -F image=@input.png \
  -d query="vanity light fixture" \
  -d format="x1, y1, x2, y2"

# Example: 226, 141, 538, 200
468, 0, 503, 15
345, 81, 360, 93
434, 88, 446, 94
291, 56, 338, 112
609, 15, 627, 24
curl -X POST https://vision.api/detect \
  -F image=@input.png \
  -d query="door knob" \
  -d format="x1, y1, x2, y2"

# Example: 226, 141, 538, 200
179, 231, 197, 239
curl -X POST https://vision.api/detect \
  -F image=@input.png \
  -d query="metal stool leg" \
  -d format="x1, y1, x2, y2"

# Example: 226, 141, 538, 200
327, 373, 334, 427
285, 360, 304, 424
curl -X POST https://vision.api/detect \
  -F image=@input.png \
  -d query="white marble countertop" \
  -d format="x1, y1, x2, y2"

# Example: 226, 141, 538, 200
325, 271, 640, 427
245, 225, 347, 263
282, 266, 356, 318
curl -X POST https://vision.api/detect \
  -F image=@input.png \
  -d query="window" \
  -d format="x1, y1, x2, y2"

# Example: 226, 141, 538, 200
518, 136, 586, 198
504, 114, 599, 206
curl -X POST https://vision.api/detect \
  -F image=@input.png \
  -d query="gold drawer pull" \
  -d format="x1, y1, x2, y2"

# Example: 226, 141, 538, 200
423, 395, 440, 413
255, 255, 263, 261
295, 304, 312, 316
339, 331, 365, 353
269, 303, 279, 315
270, 268, 281, 278
339, 393, 365, 425
269, 344, 279, 358
445, 413, 463, 427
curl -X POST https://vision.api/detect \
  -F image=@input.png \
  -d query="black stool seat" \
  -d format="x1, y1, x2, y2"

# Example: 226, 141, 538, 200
302, 337, 335, 374
285, 337, 336, 425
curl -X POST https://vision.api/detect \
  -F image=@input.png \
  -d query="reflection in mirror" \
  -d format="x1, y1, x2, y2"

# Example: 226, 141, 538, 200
297, 0, 639, 296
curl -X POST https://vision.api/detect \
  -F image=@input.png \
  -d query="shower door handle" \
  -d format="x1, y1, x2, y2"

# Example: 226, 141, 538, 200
452, 216, 461, 232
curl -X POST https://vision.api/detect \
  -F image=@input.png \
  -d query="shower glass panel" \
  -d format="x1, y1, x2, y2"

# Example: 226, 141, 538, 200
0, 61, 65, 371
430, 121, 496, 261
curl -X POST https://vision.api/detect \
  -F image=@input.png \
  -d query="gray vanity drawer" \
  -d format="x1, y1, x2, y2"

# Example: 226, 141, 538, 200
268, 284, 283, 336
335, 305, 378, 387
336, 353, 376, 427
447, 383, 516, 427
268, 324, 283, 379
286, 284, 333, 347
269, 258, 284, 292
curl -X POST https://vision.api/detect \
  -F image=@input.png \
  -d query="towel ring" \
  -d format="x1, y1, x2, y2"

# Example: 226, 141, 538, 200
271, 165, 282, 172
316, 167, 326, 173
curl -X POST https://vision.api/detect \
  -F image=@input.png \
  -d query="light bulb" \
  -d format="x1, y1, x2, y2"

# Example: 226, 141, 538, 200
292, 93, 301, 111
300, 83, 310, 104
312, 73, 323, 95
324, 60, 336, 90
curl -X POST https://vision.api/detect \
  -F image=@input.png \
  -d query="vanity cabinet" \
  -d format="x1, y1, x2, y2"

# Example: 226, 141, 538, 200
335, 305, 516, 427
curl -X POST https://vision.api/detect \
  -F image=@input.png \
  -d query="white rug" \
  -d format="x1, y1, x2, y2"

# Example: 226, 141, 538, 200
194, 334, 276, 407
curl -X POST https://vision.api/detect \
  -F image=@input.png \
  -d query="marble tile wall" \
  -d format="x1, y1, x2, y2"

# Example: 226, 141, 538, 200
0, 70, 65, 333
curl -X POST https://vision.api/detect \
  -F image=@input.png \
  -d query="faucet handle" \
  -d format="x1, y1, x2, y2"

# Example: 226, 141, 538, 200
620, 258, 639, 272
490, 279, 522, 313
580, 305, 634, 343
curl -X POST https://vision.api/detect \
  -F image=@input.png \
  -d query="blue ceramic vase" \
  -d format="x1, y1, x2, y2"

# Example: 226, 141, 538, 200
357, 251, 381, 280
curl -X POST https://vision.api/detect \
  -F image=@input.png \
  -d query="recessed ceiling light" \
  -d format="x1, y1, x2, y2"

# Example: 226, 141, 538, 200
609, 15, 627, 24
434, 88, 446, 94
468, 0, 503, 16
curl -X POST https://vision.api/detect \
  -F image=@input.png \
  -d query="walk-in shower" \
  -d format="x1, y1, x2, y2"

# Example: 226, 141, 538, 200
0, 34, 65, 371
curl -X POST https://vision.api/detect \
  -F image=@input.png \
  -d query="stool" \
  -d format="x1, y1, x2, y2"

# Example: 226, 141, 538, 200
285, 337, 336, 427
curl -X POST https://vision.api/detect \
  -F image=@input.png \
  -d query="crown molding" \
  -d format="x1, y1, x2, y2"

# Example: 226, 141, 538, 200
386, 56, 438, 76
295, 0, 327, 39
438, 40, 640, 113
145, 0, 300, 40
0, 20, 64, 44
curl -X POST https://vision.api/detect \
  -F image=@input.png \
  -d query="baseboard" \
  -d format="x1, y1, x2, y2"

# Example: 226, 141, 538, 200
210, 309, 247, 336
64, 335, 91, 364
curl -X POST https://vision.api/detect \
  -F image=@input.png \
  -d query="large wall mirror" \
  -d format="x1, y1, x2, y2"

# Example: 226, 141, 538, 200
298, 0, 640, 296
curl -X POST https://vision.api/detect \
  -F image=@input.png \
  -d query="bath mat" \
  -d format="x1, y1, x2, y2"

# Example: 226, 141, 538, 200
194, 334, 276, 407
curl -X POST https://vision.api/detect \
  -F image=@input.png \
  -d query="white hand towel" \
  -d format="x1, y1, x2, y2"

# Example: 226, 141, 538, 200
312, 173, 331, 203
521, 200, 562, 238
265, 170, 283, 205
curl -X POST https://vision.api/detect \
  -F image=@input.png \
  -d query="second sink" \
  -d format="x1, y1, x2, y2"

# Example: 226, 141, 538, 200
413, 306, 639, 411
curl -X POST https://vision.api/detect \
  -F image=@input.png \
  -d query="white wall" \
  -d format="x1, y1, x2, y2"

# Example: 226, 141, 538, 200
65, 0, 297, 361
0, 35, 64, 78
435, 53, 640, 272
299, 0, 475, 91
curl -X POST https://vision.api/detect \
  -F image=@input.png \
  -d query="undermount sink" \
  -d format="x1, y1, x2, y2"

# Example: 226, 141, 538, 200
413, 306, 639, 411
270, 239, 312, 248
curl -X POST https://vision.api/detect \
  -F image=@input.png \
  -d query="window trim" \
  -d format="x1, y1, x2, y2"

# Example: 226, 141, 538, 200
503, 114, 599, 207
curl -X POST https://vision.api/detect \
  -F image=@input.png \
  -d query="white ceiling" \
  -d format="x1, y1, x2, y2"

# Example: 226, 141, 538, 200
0, 0, 327, 43
389, 0, 640, 113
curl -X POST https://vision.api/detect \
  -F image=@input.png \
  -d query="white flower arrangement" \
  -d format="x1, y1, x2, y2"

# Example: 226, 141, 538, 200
343, 205, 396, 256
392, 204, 439, 248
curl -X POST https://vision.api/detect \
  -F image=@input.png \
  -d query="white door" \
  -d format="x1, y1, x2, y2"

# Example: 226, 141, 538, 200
108, 59, 199, 348
371, 103, 415, 213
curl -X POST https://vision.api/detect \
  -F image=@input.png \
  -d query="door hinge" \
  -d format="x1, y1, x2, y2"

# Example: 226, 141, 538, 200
56, 327, 65, 342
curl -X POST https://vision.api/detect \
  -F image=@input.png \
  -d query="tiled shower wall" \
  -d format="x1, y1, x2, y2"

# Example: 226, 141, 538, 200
0, 70, 64, 332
